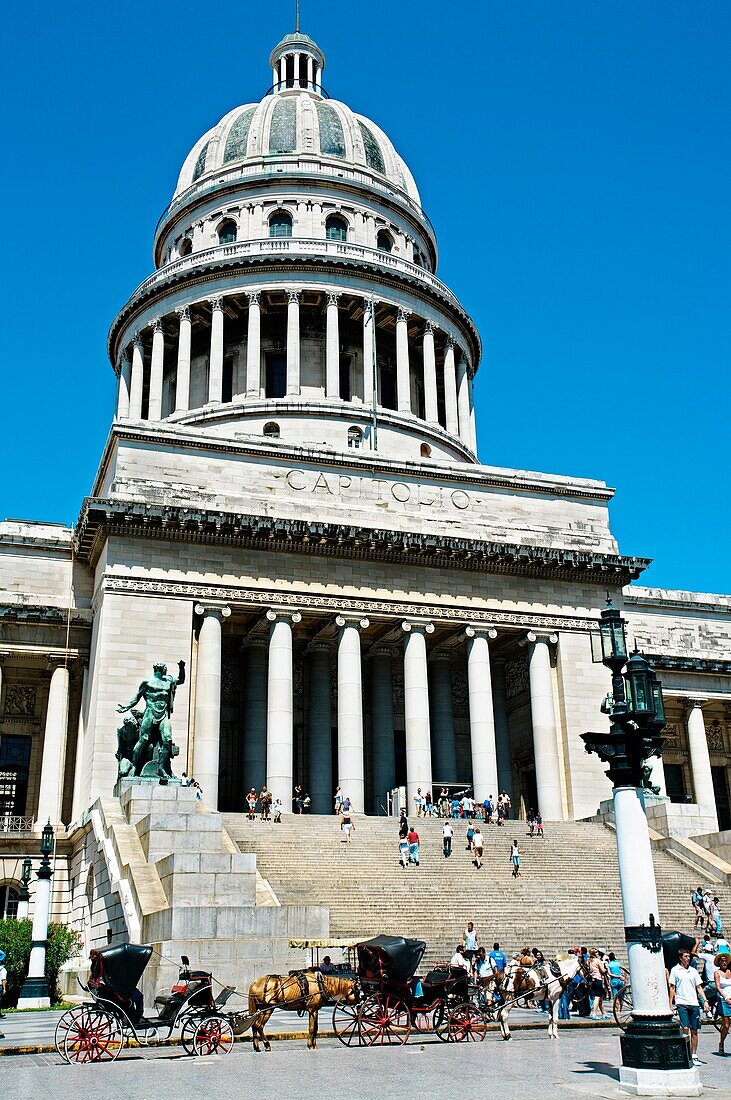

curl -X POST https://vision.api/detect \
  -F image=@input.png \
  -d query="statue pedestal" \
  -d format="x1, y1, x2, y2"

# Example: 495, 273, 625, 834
114, 774, 181, 798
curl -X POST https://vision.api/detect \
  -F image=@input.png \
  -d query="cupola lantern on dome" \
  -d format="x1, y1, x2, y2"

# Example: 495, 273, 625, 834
269, 12, 325, 96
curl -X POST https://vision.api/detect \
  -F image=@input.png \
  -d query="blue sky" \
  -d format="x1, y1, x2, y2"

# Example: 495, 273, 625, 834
0, 1, 728, 593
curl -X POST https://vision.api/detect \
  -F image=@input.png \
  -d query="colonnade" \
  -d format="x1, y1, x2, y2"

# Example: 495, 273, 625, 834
115, 292, 477, 452
190, 608, 565, 817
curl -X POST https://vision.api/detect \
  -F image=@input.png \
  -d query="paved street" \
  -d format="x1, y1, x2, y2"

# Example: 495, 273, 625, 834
3, 1027, 731, 1100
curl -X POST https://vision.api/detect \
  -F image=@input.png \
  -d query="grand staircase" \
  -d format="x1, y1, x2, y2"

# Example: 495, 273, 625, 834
224, 814, 727, 968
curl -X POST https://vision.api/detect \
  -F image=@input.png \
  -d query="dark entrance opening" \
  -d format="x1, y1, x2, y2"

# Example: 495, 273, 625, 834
712, 766, 731, 831
265, 353, 286, 398
0, 735, 31, 818
664, 763, 687, 804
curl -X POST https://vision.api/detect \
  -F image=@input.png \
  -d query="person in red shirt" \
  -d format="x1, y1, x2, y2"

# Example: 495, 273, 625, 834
408, 827, 420, 866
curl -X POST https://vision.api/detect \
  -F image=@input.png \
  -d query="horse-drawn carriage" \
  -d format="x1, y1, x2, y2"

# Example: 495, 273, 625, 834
331, 935, 486, 1045
55, 943, 256, 1062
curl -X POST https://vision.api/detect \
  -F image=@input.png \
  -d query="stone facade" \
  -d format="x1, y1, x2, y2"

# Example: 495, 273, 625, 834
1, 29, 729, 966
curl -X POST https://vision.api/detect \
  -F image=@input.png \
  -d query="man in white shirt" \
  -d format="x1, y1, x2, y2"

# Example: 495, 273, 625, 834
668, 949, 711, 1065
450, 946, 469, 972
472, 827, 484, 869
442, 820, 453, 858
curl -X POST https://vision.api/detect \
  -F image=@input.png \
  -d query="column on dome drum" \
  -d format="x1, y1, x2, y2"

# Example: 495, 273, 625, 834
370, 647, 396, 814
428, 650, 457, 787
175, 306, 191, 412
307, 643, 332, 814
241, 640, 268, 795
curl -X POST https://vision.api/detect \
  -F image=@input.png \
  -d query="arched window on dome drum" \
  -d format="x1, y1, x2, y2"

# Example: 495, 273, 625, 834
179, 238, 192, 257
326, 215, 348, 242
217, 220, 237, 245
269, 211, 293, 238
0, 883, 19, 920
347, 426, 363, 450
269, 98, 297, 154
223, 107, 256, 163
420, 443, 432, 458
377, 230, 394, 253
358, 121, 386, 175
317, 103, 346, 158
263, 422, 280, 438
192, 141, 210, 182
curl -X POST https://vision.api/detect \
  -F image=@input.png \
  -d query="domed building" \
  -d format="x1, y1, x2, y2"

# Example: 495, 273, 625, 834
0, 29, 729, 984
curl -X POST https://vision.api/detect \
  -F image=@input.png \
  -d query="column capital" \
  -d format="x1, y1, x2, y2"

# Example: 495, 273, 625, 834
429, 646, 454, 662
335, 615, 370, 630
240, 635, 268, 651
402, 620, 435, 635
150, 317, 164, 334
307, 640, 332, 655
209, 296, 224, 312
266, 608, 302, 624
287, 290, 301, 305
521, 630, 559, 647
176, 305, 191, 322
133, 331, 143, 349
370, 644, 396, 659
326, 292, 341, 307
465, 625, 498, 640
424, 320, 436, 336
444, 337, 455, 353
118, 349, 130, 367
247, 291, 260, 306
396, 307, 411, 324
194, 603, 231, 619
686, 698, 707, 713
46, 655, 72, 672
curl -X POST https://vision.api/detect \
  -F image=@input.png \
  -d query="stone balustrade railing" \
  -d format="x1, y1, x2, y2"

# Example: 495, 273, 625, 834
130, 238, 462, 313
0, 815, 34, 833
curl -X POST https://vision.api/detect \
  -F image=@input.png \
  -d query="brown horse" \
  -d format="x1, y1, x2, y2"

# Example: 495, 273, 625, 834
248, 971, 356, 1051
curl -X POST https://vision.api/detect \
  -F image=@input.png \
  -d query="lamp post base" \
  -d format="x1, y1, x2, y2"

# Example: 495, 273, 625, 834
17, 976, 51, 1009
618, 1067, 702, 1097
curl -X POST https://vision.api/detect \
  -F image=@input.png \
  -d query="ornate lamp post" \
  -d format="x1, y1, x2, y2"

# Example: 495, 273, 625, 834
16, 857, 32, 920
17, 822, 54, 1009
582, 599, 701, 1096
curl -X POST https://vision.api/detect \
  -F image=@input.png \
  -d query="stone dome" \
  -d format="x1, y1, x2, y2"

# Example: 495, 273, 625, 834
174, 35, 420, 207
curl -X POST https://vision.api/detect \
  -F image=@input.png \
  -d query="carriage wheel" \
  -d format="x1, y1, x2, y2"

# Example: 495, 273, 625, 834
613, 983, 633, 1031
332, 997, 363, 1046
447, 1003, 487, 1042
181, 1013, 205, 1055
63, 1005, 123, 1063
432, 1002, 450, 1042
359, 995, 412, 1046
192, 1015, 234, 1056
55, 1006, 86, 1062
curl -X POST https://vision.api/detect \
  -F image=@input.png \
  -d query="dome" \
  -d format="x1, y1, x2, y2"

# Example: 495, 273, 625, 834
175, 92, 420, 205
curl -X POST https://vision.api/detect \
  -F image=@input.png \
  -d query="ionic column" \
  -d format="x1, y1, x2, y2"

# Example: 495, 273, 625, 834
307, 643, 332, 815
456, 354, 472, 448
465, 626, 499, 801
525, 631, 564, 820
116, 353, 131, 419
423, 322, 438, 425
371, 646, 396, 813
175, 306, 191, 413
129, 335, 144, 419
272, 65, 279, 89
443, 340, 459, 435
396, 308, 411, 413
241, 639, 267, 795
306, 56, 314, 88
193, 604, 231, 809
467, 372, 478, 456
208, 297, 224, 403
325, 293, 341, 399
491, 658, 513, 799
266, 609, 302, 808
245, 292, 261, 396
286, 291, 300, 396
148, 318, 165, 421
294, 52, 301, 87
687, 700, 718, 825
336, 616, 369, 814
35, 660, 71, 829
280, 56, 287, 88
362, 297, 376, 407
429, 650, 457, 784
70, 663, 89, 823
402, 621, 434, 805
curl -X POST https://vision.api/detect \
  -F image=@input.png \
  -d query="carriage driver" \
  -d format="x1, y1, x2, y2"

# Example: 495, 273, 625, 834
117, 660, 186, 771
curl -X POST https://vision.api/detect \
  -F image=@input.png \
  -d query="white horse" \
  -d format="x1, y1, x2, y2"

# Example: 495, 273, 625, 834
498, 955, 582, 1040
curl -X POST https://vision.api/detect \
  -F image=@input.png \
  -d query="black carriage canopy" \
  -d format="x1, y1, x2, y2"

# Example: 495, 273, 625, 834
89, 943, 154, 999
661, 931, 698, 971
356, 936, 426, 984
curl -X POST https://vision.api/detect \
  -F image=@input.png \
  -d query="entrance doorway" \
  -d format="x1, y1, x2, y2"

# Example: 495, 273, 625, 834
0, 735, 31, 822
712, 766, 731, 831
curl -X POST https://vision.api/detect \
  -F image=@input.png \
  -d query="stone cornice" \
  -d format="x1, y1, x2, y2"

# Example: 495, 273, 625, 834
624, 587, 731, 616
645, 653, 731, 676
74, 497, 647, 583
99, 575, 601, 633
0, 604, 92, 626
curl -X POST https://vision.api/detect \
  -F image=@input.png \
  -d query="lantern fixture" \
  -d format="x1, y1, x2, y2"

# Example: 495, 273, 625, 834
599, 597, 628, 665
624, 650, 656, 720
21, 857, 32, 885
40, 820, 54, 857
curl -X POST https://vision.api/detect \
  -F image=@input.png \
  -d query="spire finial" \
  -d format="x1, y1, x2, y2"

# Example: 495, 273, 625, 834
295, 0, 300, 33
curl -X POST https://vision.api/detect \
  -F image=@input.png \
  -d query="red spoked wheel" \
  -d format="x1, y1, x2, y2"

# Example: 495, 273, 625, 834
332, 997, 364, 1046
192, 1015, 234, 1056
432, 1002, 450, 1042
63, 1005, 123, 1063
359, 995, 412, 1046
447, 1003, 487, 1042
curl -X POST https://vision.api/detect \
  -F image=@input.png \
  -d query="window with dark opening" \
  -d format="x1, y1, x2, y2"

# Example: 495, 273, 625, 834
263, 422, 280, 438
377, 229, 394, 253
217, 220, 237, 245
269, 211, 293, 238
179, 238, 192, 257
339, 355, 351, 401
348, 426, 363, 449
326, 215, 348, 242
265, 353, 286, 398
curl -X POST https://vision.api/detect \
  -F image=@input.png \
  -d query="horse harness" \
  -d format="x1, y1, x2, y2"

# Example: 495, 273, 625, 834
262, 969, 333, 1017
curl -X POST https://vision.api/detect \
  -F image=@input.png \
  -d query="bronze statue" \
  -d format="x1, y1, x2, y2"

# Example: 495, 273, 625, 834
116, 661, 185, 781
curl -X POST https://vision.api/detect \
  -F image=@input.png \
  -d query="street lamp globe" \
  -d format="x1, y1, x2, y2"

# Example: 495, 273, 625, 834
599, 598, 628, 664
624, 650, 656, 720
40, 820, 54, 856
21, 857, 32, 885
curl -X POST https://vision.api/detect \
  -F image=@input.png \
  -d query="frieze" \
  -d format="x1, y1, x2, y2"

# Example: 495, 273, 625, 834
505, 657, 529, 700
3, 685, 36, 716
101, 576, 598, 632
707, 720, 726, 753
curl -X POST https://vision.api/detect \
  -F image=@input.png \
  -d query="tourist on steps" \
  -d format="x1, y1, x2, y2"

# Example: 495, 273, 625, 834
246, 787, 257, 820
334, 785, 343, 815
510, 839, 521, 877
463, 922, 479, 964
442, 819, 453, 858
466, 821, 475, 851
408, 826, 420, 865
472, 827, 484, 869
399, 831, 409, 869
536, 811, 544, 837
714, 952, 731, 1055
414, 788, 423, 817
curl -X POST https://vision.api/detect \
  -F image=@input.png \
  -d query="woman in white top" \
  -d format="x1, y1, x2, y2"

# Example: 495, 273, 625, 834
714, 952, 731, 1054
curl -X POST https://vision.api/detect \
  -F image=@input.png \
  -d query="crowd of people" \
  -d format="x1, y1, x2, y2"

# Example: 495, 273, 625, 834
413, 788, 513, 823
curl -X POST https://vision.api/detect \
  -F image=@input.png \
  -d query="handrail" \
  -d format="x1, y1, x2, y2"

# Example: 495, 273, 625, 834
128, 238, 461, 312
